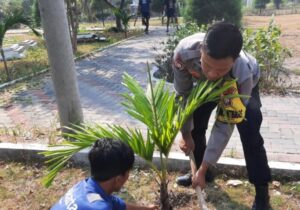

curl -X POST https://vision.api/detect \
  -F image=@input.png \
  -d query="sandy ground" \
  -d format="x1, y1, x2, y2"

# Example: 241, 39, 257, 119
243, 14, 300, 70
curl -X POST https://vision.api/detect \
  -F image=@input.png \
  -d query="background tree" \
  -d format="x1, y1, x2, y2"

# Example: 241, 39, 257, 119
113, 8, 134, 38
80, 0, 94, 22
0, 0, 23, 18
98, 0, 127, 31
22, 0, 35, 18
0, 12, 40, 81
31, 0, 41, 27
66, 0, 80, 53
91, 0, 111, 26
183, 0, 242, 27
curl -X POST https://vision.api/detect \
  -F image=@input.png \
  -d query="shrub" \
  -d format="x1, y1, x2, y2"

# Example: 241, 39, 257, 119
243, 18, 292, 93
183, 0, 242, 27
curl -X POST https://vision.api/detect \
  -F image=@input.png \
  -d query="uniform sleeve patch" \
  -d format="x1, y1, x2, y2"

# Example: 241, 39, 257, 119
87, 193, 103, 203
174, 55, 185, 70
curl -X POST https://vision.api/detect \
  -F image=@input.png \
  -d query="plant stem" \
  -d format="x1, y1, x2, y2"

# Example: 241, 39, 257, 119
0, 48, 11, 81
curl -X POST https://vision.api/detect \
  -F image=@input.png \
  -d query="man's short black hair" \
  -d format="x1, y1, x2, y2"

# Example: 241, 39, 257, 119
88, 138, 134, 182
203, 21, 243, 60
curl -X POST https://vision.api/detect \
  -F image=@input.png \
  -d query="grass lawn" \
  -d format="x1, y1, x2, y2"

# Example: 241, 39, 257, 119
0, 27, 143, 84
0, 161, 299, 210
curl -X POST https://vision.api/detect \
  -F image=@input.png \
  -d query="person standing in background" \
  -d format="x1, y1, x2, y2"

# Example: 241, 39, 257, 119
139, 0, 151, 34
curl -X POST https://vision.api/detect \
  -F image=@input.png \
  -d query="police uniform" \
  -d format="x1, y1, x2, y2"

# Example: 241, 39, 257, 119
139, 0, 151, 19
173, 33, 271, 185
51, 178, 126, 210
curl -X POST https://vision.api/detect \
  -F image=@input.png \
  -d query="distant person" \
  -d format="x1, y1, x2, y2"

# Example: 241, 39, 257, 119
139, 0, 151, 34
164, 0, 178, 33
51, 138, 158, 210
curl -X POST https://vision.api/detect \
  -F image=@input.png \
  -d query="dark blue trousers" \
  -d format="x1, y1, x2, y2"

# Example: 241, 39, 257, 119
192, 85, 271, 185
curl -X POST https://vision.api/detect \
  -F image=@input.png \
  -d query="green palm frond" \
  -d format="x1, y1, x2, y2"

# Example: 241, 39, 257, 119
0, 12, 41, 47
121, 73, 154, 129
109, 125, 155, 162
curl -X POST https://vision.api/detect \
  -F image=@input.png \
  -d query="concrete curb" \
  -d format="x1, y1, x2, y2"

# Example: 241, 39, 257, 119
1, 142, 299, 181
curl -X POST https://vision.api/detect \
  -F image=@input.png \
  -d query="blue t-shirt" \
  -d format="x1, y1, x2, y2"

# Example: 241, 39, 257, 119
139, 0, 151, 13
51, 178, 126, 210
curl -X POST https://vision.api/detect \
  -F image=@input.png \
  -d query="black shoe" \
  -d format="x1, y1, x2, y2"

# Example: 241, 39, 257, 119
176, 170, 215, 187
252, 185, 272, 210
176, 173, 192, 187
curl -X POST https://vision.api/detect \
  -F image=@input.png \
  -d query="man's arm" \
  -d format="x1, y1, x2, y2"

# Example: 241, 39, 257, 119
173, 57, 196, 154
173, 57, 194, 133
204, 121, 235, 164
204, 78, 253, 164
192, 78, 253, 189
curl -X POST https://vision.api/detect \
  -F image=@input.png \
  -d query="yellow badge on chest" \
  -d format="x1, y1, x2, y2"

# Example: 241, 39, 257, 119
216, 81, 246, 124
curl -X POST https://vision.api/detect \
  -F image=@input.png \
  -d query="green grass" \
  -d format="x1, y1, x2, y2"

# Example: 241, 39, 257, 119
0, 27, 143, 84
0, 161, 299, 210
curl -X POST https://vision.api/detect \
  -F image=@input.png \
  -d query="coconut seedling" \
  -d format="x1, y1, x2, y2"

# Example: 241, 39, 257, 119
42, 64, 240, 209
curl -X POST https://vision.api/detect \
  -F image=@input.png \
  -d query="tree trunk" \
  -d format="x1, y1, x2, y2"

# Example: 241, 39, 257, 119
39, 0, 83, 132
116, 0, 125, 31
66, 0, 78, 53
83, 0, 93, 22
101, 9, 105, 27
0, 48, 11, 81
102, 0, 122, 31
160, 180, 171, 210
116, 17, 122, 31
72, 0, 79, 52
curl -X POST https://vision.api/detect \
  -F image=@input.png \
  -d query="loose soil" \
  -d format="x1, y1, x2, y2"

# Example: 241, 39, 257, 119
0, 161, 299, 210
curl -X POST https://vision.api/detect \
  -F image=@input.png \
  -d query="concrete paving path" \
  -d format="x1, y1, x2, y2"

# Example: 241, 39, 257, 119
0, 26, 299, 164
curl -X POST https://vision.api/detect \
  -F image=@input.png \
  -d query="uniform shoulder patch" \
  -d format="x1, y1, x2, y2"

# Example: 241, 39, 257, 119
86, 193, 103, 203
174, 55, 185, 70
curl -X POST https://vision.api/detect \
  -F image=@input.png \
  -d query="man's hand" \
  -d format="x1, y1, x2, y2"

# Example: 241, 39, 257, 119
192, 170, 206, 189
178, 132, 195, 155
192, 162, 209, 189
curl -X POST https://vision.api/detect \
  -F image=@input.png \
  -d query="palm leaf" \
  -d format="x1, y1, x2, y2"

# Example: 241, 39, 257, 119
0, 12, 40, 47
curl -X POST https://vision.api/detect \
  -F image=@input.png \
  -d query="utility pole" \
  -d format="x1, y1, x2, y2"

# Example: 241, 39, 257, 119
38, 0, 83, 132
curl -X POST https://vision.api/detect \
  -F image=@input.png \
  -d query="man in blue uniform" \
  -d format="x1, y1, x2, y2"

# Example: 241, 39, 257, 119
173, 22, 272, 210
139, 0, 151, 34
163, 0, 178, 32
51, 138, 158, 210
